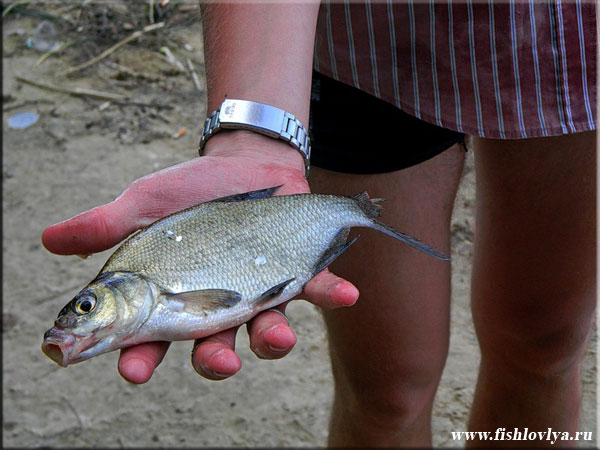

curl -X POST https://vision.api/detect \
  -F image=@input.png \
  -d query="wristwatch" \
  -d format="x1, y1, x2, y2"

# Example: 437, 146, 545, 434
198, 99, 311, 175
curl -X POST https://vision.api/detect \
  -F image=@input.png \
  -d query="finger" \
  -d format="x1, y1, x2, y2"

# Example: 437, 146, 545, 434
40, 159, 207, 256
40, 152, 312, 257
247, 305, 297, 360
41, 198, 138, 255
41, 168, 209, 256
191, 327, 242, 380
301, 269, 359, 309
118, 341, 171, 385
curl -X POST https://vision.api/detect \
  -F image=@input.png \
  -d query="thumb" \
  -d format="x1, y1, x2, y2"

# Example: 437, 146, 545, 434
41, 195, 138, 256
300, 269, 359, 309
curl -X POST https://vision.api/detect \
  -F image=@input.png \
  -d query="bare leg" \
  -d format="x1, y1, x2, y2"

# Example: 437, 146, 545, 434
309, 144, 465, 447
468, 132, 596, 447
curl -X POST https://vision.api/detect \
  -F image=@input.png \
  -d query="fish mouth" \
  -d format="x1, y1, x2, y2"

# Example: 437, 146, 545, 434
41, 327, 98, 367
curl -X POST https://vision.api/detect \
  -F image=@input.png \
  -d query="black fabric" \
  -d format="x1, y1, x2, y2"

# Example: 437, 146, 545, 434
309, 71, 465, 174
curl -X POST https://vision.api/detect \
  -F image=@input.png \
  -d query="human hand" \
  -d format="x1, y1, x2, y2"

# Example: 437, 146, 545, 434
41, 131, 359, 383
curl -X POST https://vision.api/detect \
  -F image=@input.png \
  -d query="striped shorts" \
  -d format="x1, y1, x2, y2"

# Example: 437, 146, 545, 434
313, 0, 596, 139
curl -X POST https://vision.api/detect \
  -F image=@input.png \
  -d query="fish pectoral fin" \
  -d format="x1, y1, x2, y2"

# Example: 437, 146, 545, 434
163, 289, 243, 314
210, 186, 282, 203
256, 278, 296, 305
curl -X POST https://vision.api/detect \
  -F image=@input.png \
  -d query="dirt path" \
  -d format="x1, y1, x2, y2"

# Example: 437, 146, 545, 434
3, 4, 596, 447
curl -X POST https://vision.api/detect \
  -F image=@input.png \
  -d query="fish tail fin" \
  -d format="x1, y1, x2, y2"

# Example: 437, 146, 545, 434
352, 191, 450, 261
352, 191, 385, 218
369, 220, 451, 261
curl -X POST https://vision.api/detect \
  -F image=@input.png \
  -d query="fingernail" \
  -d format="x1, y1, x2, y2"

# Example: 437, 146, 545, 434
211, 371, 231, 378
267, 308, 289, 322
195, 362, 230, 379
268, 345, 288, 352
192, 348, 226, 379
333, 282, 359, 306
264, 325, 291, 352
252, 346, 268, 359
208, 349, 237, 378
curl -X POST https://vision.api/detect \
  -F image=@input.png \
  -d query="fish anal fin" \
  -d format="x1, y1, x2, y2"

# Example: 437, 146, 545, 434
256, 278, 296, 305
313, 228, 358, 276
210, 186, 282, 203
163, 289, 242, 314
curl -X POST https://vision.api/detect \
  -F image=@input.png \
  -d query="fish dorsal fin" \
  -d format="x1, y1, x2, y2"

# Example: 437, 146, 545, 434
162, 289, 242, 315
210, 186, 282, 203
352, 191, 384, 218
256, 278, 296, 304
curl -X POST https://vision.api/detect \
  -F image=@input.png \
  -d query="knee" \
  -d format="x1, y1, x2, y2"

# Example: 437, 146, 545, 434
344, 384, 435, 430
335, 351, 447, 429
475, 302, 594, 377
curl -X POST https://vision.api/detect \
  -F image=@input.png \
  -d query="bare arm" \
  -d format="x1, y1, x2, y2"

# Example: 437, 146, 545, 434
199, 2, 320, 175
201, 1, 319, 123
182, 1, 346, 381
43, 2, 359, 383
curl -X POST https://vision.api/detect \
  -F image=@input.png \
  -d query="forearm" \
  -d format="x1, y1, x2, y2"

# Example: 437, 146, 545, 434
201, 1, 319, 126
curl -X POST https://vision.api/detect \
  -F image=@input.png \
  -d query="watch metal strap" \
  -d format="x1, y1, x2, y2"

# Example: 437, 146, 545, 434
199, 99, 311, 175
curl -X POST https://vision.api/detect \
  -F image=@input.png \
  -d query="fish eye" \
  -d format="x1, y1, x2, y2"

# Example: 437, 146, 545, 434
75, 294, 96, 315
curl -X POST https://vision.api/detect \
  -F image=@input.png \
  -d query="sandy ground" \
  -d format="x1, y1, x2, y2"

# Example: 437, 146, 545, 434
3, 6, 596, 448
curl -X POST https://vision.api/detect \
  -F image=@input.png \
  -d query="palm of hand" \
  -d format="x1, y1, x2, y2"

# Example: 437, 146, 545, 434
42, 153, 357, 383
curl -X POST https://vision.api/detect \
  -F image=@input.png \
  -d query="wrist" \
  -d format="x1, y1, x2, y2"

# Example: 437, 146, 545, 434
202, 130, 307, 175
199, 98, 311, 175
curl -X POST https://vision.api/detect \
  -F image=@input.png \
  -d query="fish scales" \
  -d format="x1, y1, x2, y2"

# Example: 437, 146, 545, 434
42, 189, 449, 367
104, 194, 359, 299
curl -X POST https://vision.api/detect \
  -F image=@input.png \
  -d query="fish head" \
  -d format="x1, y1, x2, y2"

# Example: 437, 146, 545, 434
42, 282, 119, 367
42, 271, 154, 367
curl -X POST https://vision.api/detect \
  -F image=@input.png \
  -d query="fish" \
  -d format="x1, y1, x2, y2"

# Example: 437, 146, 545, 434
42, 186, 449, 367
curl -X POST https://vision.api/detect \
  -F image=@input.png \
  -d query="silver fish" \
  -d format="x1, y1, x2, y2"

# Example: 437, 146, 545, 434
42, 187, 448, 367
